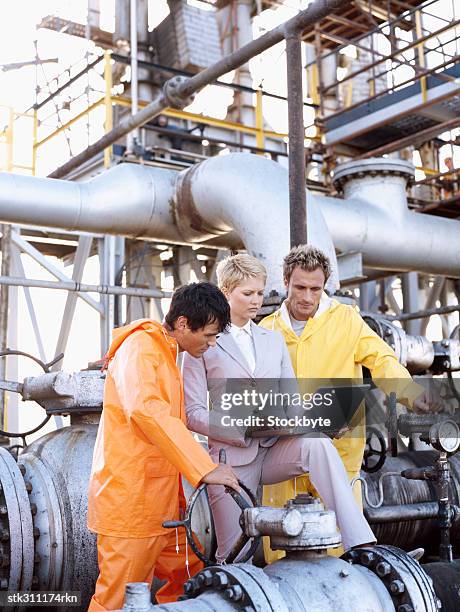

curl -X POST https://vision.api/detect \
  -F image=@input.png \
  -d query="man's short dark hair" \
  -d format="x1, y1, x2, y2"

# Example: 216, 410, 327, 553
165, 282, 231, 332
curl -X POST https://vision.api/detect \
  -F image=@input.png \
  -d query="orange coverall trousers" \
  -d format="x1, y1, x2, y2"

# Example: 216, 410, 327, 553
88, 529, 202, 611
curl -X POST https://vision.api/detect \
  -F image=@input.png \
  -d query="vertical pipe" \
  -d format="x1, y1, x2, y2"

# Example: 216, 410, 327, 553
286, 30, 307, 247
6, 239, 18, 434
129, 0, 139, 150
103, 50, 113, 168
402, 271, 421, 335
437, 452, 453, 562
0, 224, 11, 435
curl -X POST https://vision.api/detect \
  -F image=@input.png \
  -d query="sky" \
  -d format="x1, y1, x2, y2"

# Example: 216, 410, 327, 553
0, 0, 457, 435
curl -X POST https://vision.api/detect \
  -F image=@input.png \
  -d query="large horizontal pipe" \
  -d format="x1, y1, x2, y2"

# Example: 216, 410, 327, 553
48, 0, 348, 179
0, 163, 181, 240
2, 154, 460, 290
0, 155, 339, 295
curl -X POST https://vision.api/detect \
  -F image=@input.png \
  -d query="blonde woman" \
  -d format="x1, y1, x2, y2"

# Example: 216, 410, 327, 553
183, 254, 375, 562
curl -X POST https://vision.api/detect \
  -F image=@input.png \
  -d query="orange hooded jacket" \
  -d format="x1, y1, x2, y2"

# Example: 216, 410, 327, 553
87, 319, 217, 538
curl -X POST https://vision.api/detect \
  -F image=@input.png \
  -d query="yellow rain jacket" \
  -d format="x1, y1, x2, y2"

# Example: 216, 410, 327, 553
259, 296, 421, 560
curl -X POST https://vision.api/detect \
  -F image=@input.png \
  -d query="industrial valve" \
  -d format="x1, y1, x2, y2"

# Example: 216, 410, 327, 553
117, 493, 440, 612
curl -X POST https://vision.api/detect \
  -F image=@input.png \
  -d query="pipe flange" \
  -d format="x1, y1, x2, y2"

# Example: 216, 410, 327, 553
181, 564, 288, 611
174, 163, 231, 242
363, 314, 408, 367
0, 448, 34, 593
343, 544, 440, 612
332, 158, 415, 193
181, 566, 252, 605
18, 454, 64, 591
163, 76, 195, 109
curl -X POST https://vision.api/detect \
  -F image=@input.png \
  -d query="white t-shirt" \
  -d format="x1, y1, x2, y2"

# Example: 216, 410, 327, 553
289, 315, 307, 337
280, 292, 333, 336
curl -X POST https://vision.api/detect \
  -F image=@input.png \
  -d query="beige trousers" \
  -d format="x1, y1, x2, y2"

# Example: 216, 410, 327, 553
208, 435, 375, 562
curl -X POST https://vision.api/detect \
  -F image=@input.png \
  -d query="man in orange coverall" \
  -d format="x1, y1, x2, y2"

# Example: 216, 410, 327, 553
87, 282, 240, 611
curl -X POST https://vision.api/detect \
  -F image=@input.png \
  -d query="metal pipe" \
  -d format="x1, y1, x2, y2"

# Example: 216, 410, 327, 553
173, 154, 339, 294
386, 304, 460, 323
0, 224, 11, 431
365, 502, 439, 524
325, 158, 460, 277
47, 0, 348, 179
3, 152, 460, 289
0, 275, 169, 299
128, 0, 138, 149
285, 31, 307, 247
111, 52, 318, 107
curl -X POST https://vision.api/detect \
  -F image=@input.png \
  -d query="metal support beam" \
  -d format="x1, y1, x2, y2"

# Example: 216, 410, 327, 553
113, 236, 125, 327
5, 238, 18, 435
128, 0, 139, 150
420, 277, 444, 335
402, 272, 421, 335
359, 280, 377, 312
11, 250, 46, 363
51, 235, 93, 371
0, 224, 11, 436
0, 276, 168, 298
286, 31, 307, 247
99, 237, 113, 356
386, 303, 460, 322
10, 231, 103, 314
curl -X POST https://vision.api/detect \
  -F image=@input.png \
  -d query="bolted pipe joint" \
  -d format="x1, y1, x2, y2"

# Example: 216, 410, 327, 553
163, 76, 195, 110
332, 158, 415, 216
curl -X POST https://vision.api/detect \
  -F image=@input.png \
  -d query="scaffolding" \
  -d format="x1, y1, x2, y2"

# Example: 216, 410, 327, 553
0, 0, 459, 433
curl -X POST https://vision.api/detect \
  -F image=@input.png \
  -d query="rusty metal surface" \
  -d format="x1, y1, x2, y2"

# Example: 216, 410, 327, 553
0, 447, 34, 595
22, 370, 105, 415
19, 454, 64, 591
285, 32, 307, 247
362, 451, 460, 554
23, 423, 99, 611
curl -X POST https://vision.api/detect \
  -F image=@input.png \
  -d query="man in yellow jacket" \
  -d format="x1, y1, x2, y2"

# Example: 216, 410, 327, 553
259, 245, 433, 560
87, 283, 240, 611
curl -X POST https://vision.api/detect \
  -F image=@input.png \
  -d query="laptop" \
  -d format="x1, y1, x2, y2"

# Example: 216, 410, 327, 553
247, 384, 370, 438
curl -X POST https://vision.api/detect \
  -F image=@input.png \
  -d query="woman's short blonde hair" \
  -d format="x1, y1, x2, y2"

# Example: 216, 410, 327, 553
216, 254, 267, 293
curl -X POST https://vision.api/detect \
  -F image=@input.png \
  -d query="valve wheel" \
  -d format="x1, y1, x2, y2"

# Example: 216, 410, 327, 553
163, 450, 260, 566
362, 426, 387, 473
